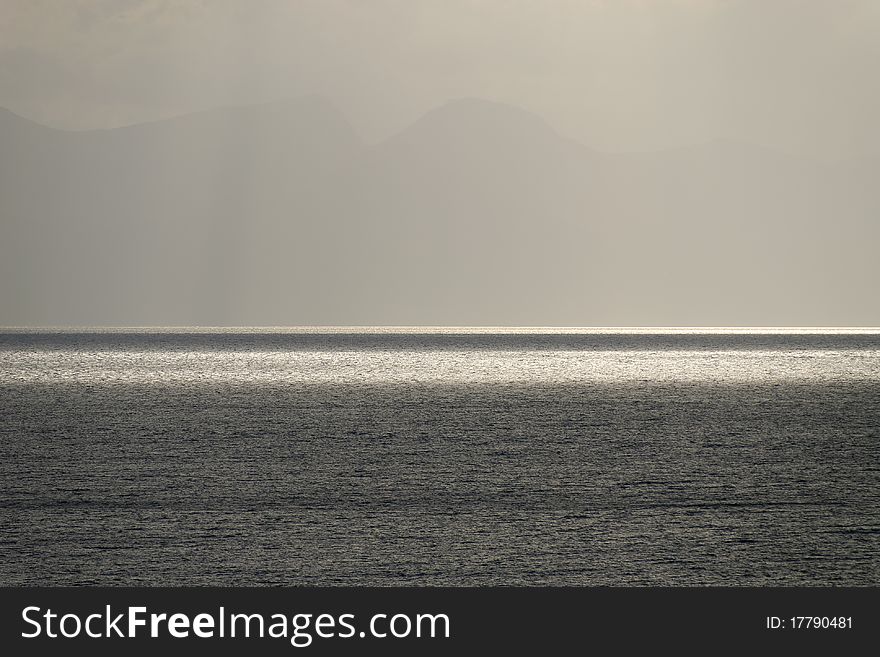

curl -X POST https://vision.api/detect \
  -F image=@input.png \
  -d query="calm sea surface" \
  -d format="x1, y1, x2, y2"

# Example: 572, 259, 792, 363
1, 329, 878, 585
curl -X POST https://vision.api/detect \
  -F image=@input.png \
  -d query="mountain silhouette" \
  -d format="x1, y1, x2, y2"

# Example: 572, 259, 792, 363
1, 97, 877, 325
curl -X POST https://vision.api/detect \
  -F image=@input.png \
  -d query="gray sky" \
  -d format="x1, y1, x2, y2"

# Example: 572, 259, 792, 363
2, 1, 879, 326
2, 0, 879, 160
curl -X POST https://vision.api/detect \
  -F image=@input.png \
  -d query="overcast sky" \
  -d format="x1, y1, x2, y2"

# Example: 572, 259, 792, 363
1, 0, 878, 160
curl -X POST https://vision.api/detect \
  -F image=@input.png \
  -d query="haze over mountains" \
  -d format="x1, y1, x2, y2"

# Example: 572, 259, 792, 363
1, 97, 877, 326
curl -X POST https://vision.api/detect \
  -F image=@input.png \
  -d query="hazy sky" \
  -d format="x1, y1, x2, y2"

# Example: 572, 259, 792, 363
2, 0, 878, 159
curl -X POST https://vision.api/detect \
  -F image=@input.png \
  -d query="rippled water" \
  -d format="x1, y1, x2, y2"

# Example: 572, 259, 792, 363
1, 329, 878, 585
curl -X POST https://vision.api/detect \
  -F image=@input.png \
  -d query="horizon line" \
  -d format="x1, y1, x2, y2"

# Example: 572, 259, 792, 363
3, 326, 880, 333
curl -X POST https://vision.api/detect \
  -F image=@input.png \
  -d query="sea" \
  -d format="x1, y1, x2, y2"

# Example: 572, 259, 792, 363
0, 328, 877, 586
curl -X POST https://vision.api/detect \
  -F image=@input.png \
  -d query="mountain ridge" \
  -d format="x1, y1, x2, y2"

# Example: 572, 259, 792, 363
1, 96, 877, 325
0, 97, 816, 163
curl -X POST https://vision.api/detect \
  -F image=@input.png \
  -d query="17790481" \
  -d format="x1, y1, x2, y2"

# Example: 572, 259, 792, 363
766, 617, 853, 630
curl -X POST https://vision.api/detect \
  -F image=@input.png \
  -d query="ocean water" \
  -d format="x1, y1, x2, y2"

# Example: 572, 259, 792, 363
0, 328, 878, 586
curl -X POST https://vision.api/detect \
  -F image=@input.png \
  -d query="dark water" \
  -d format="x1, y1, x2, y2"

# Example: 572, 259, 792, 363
1, 329, 878, 585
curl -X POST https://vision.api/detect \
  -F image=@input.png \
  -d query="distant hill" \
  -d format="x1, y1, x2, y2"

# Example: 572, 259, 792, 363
1, 97, 877, 325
